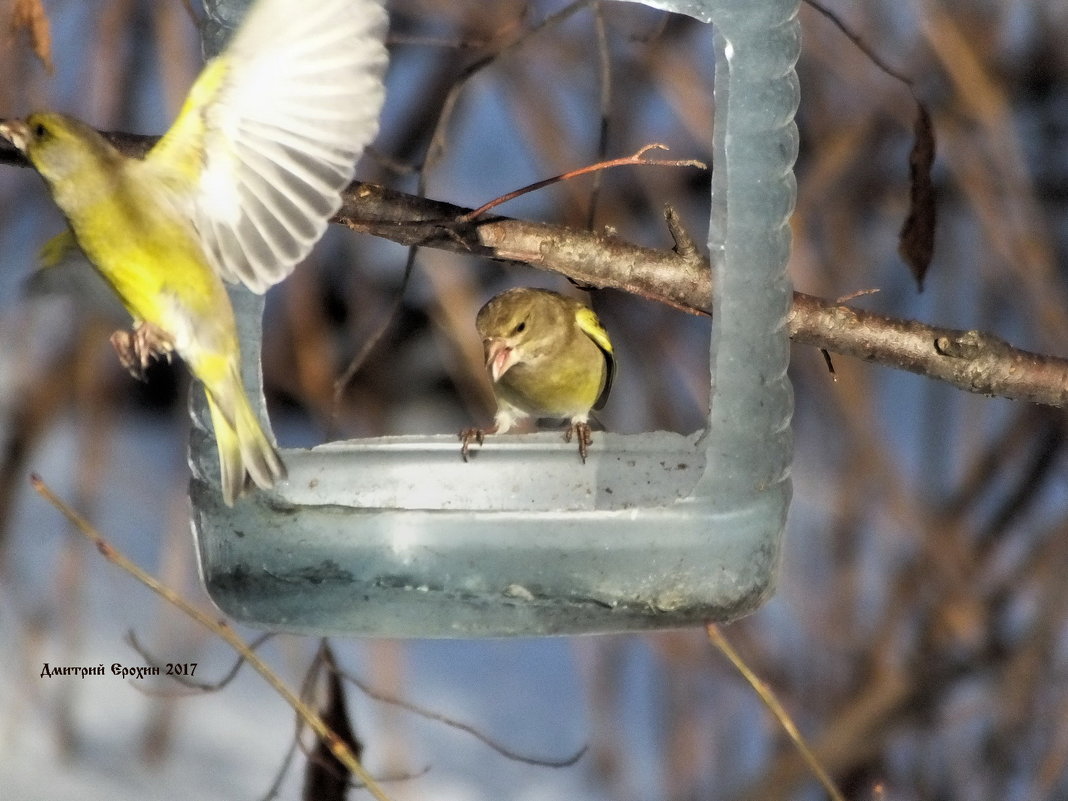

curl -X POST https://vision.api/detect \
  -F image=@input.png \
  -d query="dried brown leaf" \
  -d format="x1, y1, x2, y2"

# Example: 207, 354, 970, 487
302, 651, 362, 801
898, 102, 937, 291
10, 0, 53, 74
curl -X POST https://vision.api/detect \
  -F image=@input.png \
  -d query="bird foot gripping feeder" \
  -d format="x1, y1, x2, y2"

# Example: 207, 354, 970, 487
191, 0, 799, 637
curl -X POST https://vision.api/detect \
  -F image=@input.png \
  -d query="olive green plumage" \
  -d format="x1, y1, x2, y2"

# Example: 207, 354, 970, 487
464, 287, 614, 461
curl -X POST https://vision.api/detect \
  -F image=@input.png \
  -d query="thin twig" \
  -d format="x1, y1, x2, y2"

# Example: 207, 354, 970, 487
422, 0, 594, 183
835, 288, 881, 304
30, 474, 396, 801
330, 245, 419, 423
586, 1, 613, 231
125, 629, 273, 693
337, 663, 587, 768
802, 0, 913, 89
705, 623, 846, 801
458, 144, 706, 222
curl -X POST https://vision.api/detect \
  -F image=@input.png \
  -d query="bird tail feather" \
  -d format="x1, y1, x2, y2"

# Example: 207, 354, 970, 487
204, 375, 286, 506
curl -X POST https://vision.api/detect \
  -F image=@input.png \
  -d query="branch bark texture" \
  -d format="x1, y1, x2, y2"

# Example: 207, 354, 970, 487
338, 181, 1068, 409
4, 133, 1067, 408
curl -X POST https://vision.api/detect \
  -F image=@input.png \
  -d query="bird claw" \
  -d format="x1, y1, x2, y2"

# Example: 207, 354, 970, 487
110, 322, 175, 381
564, 422, 593, 463
458, 427, 486, 462
460, 423, 593, 463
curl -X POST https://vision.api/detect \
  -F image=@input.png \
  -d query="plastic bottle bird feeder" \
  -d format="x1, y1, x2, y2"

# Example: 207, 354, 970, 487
191, 0, 799, 637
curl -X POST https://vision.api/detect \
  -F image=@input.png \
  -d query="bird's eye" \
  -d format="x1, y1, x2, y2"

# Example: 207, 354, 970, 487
33, 122, 47, 139
514, 321, 526, 334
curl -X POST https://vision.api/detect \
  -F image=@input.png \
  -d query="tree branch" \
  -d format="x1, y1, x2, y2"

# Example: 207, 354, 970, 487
4, 131, 1067, 408
338, 182, 1068, 408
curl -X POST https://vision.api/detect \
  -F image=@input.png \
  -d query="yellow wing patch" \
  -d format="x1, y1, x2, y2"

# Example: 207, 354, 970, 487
37, 229, 79, 269
147, 57, 229, 182
575, 305, 615, 410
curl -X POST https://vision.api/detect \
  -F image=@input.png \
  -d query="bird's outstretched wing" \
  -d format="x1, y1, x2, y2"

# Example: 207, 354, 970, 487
148, 0, 389, 293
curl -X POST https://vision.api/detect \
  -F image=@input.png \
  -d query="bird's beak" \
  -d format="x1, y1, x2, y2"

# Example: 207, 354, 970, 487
0, 120, 29, 152
484, 338, 517, 382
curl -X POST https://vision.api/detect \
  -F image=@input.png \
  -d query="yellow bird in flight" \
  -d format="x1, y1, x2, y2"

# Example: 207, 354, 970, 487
1, 0, 389, 504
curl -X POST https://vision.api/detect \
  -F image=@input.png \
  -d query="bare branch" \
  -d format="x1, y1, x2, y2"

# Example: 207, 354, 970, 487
340, 181, 1068, 408
4, 133, 1067, 408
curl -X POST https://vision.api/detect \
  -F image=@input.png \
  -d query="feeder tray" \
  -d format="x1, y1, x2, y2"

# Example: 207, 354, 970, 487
191, 0, 800, 637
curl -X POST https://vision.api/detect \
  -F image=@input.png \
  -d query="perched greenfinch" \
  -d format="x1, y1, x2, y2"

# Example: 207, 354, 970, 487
0, 0, 388, 505
461, 287, 615, 462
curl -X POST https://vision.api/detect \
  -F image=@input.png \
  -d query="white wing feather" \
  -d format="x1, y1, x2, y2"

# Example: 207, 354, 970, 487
193, 0, 388, 292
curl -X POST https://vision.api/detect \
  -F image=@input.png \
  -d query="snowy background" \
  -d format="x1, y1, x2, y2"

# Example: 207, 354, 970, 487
4, 1, 1068, 800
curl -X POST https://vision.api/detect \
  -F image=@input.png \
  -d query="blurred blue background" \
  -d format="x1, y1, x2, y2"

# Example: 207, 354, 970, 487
3, 1, 1068, 799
